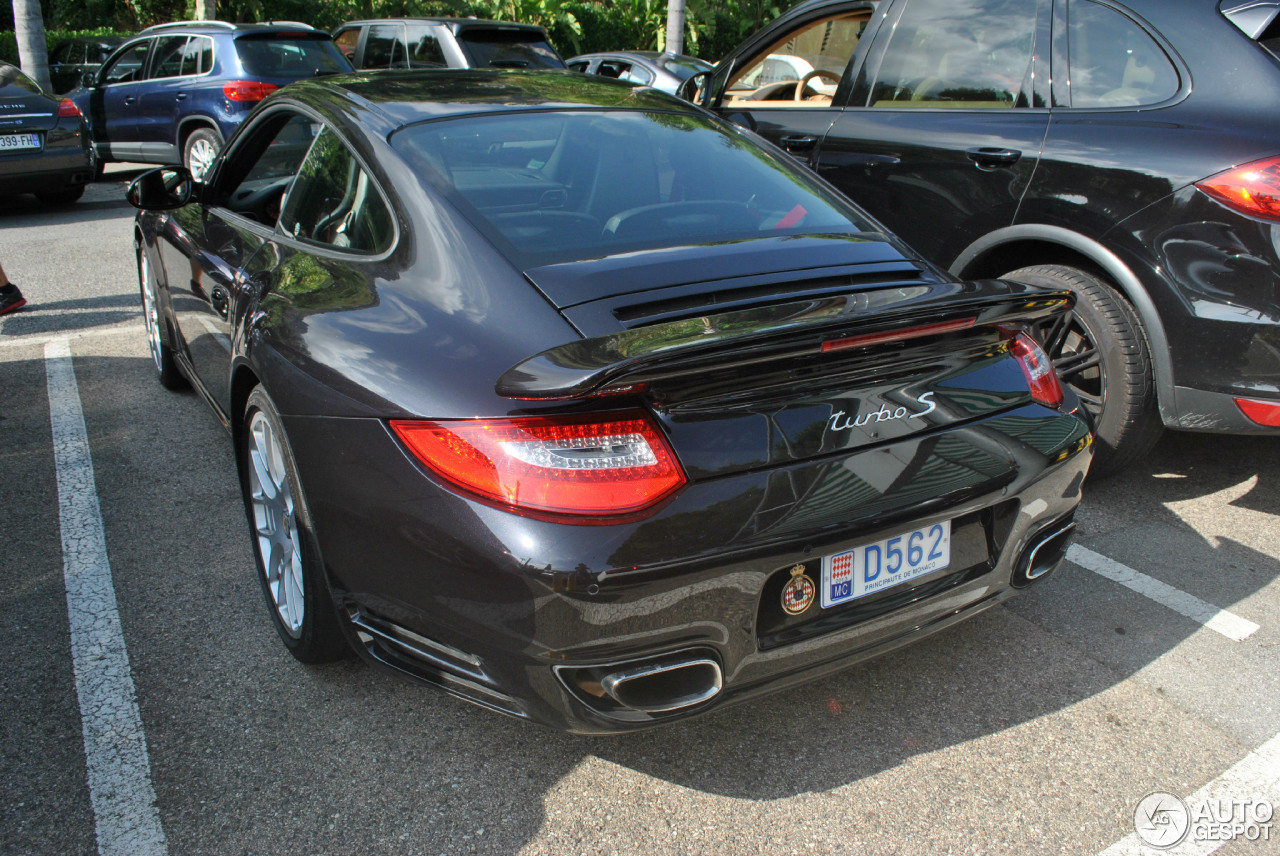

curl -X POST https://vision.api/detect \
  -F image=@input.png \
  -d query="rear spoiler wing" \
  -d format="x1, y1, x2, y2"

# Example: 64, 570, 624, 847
496, 279, 1072, 400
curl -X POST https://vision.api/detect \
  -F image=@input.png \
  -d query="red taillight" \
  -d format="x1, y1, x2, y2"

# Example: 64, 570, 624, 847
222, 80, 279, 102
391, 411, 686, 518
57, 98, 81, 118
1235, 397, 1280, 426
1009, 332, 1064, 408
1196, 156, 1280, 221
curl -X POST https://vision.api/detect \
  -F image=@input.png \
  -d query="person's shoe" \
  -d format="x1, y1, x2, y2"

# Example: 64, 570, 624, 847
0, 283, 26, 316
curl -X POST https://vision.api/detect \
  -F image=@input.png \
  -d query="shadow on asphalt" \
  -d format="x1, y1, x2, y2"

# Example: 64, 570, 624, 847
7, 348, 1279, 852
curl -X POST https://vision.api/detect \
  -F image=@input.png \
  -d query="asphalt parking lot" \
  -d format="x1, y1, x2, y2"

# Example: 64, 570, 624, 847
1, 167, 1277, 855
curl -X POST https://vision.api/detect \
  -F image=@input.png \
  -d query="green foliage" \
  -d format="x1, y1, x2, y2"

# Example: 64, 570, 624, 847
2, 0, 796, 66
0, 28, 133, 65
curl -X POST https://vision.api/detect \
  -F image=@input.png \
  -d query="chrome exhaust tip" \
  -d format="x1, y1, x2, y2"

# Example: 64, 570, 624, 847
599, 656, 723, 714
1012, 520, 1077, 587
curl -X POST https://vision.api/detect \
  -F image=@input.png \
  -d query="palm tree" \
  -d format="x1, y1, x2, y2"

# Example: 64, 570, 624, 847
13, 0, 51, 91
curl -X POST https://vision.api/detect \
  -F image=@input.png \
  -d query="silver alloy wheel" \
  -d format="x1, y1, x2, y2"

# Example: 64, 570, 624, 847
139, 253, 165, 375
187, 136, 218, 182
247, 411, 305, 637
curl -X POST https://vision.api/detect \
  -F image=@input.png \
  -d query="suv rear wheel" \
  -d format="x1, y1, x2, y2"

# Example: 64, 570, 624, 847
183, 127, 222, 182
1003, 264, 1163, 478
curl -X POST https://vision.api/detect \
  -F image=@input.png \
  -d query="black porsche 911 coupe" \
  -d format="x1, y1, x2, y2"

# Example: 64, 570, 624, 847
128, 70, 1092, 733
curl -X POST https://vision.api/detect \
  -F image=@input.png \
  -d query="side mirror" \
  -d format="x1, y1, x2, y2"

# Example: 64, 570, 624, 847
128, 167, 196, 211
82, 70, 96, 89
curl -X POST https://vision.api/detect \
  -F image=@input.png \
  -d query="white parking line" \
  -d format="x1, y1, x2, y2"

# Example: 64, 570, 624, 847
46, 338, 169, 856
1067, 545, 1260, 642
1097, 730, 1280, 855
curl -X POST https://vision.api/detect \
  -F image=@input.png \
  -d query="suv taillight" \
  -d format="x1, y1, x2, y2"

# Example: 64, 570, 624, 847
391, 411, 686, 518
222, 80, 279, 102
1009, 331, 1064, 408
1196, 156, 1280, 221
57, 98, 81, 118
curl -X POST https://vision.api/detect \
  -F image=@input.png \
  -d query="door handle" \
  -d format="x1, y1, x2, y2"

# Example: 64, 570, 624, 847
123, 95, 136, 105
209, 286, 229, 319
966, 147, 1021, 169
779, 135, 818, 152
175, 92, 187, 100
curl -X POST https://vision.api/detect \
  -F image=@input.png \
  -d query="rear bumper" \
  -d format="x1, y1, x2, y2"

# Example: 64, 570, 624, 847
282, 401, 1092, 734
0, 126, 93, 194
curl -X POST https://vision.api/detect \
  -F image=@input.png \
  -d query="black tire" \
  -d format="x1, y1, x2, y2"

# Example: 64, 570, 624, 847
240, 386, 350, 664
1003, 264, 1163, 477
138, 249, 188, 391
36, 184, 85, 205
182, 127, 222, 183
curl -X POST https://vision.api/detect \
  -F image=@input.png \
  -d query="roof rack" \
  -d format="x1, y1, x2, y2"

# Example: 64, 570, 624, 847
141, 20, 237, 32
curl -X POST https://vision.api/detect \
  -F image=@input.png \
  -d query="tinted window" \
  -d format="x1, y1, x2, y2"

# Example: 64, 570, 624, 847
102, 42, 150, 84
235, 35, 351, 77
152, 36, 189, 79
868, 0, 1036, 108
185, 36, 214, 75
598, 60, 652, 85
1068, 0, 1178, 107
391, 110, 873, 268
363, 24, 405, 68
219, 112, 321, 227
0, 63, 40, 95
660, 55, 711, 79
456, 30, 564, 69
281, 127, 394, 254
406, 24, 447, 68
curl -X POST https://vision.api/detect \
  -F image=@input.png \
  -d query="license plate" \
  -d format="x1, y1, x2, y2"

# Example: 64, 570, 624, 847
0, 132, 41, 151
821, 520, 951, 607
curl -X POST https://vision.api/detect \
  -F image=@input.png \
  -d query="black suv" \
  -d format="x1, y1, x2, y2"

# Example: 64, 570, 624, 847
694, 0, 1280, 475
73, 21, 350, 180
333, 18, 564, 71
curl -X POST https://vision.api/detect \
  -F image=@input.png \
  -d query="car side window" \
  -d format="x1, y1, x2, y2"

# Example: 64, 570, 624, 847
102, 41, 150, 84
598, 60, 652, 85
152, 36, 189, 79
1067, 0, 1178, 108
363, 24, 406, 69
334, 28, 360, 63
405, 24, 447, 67
725, 13, 870, 107
568, 60, 590, 73
866, 0, 1036, 108
182, 36, 213, 76
216, 112, 321, 227
280, 127, 394, 254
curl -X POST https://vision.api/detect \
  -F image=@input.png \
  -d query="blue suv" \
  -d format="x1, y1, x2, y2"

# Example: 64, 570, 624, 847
74, 21, 351, 180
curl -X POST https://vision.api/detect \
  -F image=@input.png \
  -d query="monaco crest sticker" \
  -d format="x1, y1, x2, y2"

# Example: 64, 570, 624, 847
781, 564, 816, 616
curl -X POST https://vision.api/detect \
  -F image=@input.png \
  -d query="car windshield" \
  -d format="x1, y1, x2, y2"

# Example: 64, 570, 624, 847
391, 109, 873, 268
456, 30, 564, 69
0, 63, 42, 96
235, 34, 352, 77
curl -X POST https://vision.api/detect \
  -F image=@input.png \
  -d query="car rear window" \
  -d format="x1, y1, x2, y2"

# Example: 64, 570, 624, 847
391, 109, 875, 268
234, 34, 352, 77
456, 29, 564, 69
0, 63, 42, 96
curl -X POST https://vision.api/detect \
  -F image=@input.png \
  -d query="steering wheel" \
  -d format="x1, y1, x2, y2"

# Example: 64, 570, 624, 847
795, 68, 842, 102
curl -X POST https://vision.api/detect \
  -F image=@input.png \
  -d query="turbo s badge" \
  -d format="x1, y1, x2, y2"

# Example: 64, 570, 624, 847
781, 564, 816, 616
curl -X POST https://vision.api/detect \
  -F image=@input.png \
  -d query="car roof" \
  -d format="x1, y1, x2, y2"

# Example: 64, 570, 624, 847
138, 20, 323, 36
284, 68, 698, 130
338, 17, 549, 32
